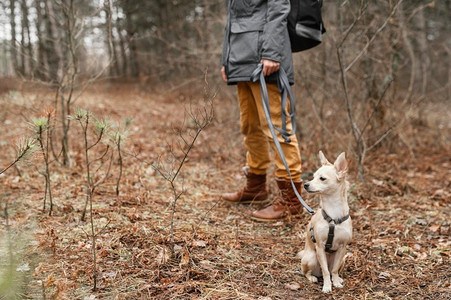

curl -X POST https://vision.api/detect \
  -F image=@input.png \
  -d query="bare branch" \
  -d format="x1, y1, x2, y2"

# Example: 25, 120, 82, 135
344, 0, 403, 72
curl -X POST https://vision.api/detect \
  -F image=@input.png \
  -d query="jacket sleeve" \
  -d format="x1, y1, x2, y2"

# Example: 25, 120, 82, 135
261, 0, 290, 63
221, 0, 230, 66
221, 24, 229, 66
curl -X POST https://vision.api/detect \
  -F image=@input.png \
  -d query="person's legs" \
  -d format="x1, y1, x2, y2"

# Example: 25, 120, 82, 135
222, 82, 271, 204
238, 82, 271, 175
247, 81, 304, 221
247, 81, 302, 181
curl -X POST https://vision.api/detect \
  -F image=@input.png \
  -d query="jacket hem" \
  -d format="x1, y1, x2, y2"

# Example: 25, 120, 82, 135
227, 75, 294, 86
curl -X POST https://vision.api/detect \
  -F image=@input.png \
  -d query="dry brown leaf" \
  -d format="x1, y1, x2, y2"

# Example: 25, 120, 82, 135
45, 274, 55, 288
372, 179, 384, 186
433, 189, 445, 197
199, 260, 215, 270
417, 252, 428, 260
156, 247, 170, 266
429, 224, 440, 232
415, 218, 428, 226
179, 248, 190, 267
284, 282, 301, 291
193, 240, 207, 248
173, 244, 183, 252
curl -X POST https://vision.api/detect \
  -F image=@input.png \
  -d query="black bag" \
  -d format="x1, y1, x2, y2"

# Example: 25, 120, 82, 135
288, 0, 326, 52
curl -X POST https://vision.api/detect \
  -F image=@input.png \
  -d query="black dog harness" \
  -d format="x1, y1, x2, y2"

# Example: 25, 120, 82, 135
310, 209, 350, 253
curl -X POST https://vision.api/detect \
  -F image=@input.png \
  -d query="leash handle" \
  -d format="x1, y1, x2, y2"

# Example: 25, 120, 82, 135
251, 64, 314, 215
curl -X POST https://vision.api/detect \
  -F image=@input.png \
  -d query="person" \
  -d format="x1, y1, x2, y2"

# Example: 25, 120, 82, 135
221, 0, 304, 221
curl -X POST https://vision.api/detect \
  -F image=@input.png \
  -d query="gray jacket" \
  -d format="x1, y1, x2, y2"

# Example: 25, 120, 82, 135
222, 0, 294, 85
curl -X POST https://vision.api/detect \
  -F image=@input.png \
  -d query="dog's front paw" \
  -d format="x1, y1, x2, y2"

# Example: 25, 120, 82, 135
306, 274, 318, 283
322, 283, 332, 293
332, 275, 343, 288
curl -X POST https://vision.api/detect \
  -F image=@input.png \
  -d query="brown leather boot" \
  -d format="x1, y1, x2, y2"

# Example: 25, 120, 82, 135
250, 179, 303, 221
222, 169, 269, 205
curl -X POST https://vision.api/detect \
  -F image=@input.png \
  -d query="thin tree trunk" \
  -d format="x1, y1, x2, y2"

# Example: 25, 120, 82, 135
397, 1, 415, 105
9, 0, 19, 75
21, 0, 34, 77
115, 11, 128, 76
44, 0, 63, 82
105, 0, 119, 76
35, 0, 50, 80
414, 9, 429, 96
124, 3, 139, 77
19, 0, 26, 76
2, 43, 8, 75
126, 27, 139, 77
60, 0, 79, 166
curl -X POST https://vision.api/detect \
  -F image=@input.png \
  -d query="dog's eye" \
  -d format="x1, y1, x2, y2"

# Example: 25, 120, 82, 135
320, 177, 327, 181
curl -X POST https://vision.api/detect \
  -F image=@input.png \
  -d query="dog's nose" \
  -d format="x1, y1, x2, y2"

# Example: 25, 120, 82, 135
304, 183, 309, 190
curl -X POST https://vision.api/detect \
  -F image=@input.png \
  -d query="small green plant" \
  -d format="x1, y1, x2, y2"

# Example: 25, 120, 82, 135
30, 108, 55, 215
69, 108, 113, 291
69, 108, 111, 220
109, 117, 132, 198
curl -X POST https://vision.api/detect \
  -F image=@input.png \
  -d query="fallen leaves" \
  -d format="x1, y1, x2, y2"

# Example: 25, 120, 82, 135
192, 240, 207, 248
378, 271, 391, 279
45, 274, 56, 288
429, 224, 440, 232
284, 282, 302, 291
156, 247, 171, 266
16, 263, 30, 272
179, 248, 190, 267
1, 87, 449, 299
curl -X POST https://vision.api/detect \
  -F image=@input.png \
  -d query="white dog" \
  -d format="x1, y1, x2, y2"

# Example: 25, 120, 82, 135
298, 151, 352, 293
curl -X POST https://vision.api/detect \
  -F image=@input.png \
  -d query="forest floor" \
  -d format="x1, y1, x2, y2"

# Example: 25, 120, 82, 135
0, 80, 450, 299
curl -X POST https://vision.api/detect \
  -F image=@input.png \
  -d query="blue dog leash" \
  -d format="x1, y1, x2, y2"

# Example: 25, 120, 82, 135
251, 64, 314, 215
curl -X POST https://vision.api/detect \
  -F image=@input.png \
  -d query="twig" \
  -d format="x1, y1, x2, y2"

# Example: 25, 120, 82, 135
0, 142, 33, 176
336, 0, 404, 180
344, 0, 403, 72
358, 79, 393, 143
189, 197, 221, 246
337, 0, 368, 48
115, 135, 123, 197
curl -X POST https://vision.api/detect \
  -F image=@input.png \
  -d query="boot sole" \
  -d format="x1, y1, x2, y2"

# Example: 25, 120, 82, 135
249, 215, 288, 222
222, 198, 271, 206
249, 212, 302, 222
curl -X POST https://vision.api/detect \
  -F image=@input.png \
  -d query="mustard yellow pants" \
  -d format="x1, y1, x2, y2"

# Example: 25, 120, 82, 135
237, 81, 302, 181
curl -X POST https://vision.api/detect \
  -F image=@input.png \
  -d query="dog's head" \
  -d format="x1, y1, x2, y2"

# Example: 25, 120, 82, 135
304, 151, 348, 195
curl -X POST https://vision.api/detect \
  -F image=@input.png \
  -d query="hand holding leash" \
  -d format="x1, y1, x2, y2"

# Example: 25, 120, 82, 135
261, 59, 280, 76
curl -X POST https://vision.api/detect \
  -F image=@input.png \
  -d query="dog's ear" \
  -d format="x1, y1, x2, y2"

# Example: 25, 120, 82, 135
319, 151, 331, 165
334, 152, 348, 179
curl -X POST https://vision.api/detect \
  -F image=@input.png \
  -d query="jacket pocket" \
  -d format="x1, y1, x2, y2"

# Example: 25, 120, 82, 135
228, 21, 264, 65
229, 31, 260, 64
232, 0, 256, 17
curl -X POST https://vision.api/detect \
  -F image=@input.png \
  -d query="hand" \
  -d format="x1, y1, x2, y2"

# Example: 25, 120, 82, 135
261, 59, 280, 76
221, 66, 227, 82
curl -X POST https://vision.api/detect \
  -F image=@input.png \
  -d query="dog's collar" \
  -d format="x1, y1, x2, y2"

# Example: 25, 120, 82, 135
321, 209, 349, 225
